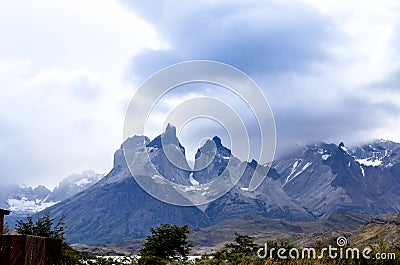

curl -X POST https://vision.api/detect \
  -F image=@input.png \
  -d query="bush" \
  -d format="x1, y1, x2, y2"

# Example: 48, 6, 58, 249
15, 212, 66, 240
199, 233, 263, 265
139, 224, 193, 264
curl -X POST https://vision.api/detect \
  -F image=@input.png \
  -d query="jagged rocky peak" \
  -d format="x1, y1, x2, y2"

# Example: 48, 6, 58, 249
163, 123, 178, 144
214, 136, 231, 153
348, 139, 400, 167
304, 141, 355, 162
122, 135, 150, 149
146, 124, 185, 153
114, 135, 149, 169
246, 159, 258, 169
33, 185, 51, 196
212, 136, 222, 147
306, 142, 335, 155
195, 138, 216, 158
47, 171, 104, 203
193, 138, 218, 173
194, 136, 232, 164
337, 141, 351, 156
192, 136, 234, 184
144, 124, 192, 184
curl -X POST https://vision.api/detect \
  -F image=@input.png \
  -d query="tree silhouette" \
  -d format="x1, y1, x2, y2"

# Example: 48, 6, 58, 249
16, 212, 65, 241
139, 224, 192, 264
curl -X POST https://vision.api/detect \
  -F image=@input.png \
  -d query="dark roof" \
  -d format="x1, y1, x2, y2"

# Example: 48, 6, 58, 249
0, 209, 11, 215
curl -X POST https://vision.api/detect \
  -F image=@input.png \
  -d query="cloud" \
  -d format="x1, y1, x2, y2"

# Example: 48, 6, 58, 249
125, 0, 341, 79
120, 0, 400, 158
0, 0, 162, 187
0, 63, 120, 187
1, 0, 400, 188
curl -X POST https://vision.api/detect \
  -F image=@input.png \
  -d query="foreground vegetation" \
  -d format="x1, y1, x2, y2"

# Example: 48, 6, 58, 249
15, 213, 400, 264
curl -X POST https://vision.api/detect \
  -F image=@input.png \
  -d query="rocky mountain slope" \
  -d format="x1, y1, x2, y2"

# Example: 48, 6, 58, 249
275, 140, 400, 217
47, 171, 104, 202
34, 126, 400, 245
44, 132, 210, 244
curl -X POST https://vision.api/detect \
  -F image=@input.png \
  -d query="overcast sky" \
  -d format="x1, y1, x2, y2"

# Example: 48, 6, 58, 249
1, 0, 400, 188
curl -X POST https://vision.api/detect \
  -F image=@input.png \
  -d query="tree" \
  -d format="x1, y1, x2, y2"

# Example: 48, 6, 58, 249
139, 224, 193, 264
199, 233, 262, 264
16, 212, 66, 241
225, 233, 258, 258
14, 212, 122, 265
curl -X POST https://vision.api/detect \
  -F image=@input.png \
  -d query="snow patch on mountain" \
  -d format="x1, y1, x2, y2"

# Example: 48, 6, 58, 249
356, 158, 382, 167
284, 160, 299, 186
189, 173, 199, 186
47, 170, 104, 202
284, 161, 312, 186
7, 197, 59, 215
321, 154, 330, 160
359, 165, 365, 177
340, 143, 351, 156
74, 178, 91, 186
2, 170, 104, 216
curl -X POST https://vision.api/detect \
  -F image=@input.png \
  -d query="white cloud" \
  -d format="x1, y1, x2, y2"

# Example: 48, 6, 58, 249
123, 0, 400, 154
1, 0, 400, 188
0, 0, 163, 187
300, 0, 400, 86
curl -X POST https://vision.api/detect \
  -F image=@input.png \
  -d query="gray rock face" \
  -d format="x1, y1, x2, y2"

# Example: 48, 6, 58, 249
193, 136, 232, 184
47, 171, 104, 202
38, 130, 204, 244
205, 167, 314, 224
274, 141, 400, 217
146, 125, 192, 185
33, 127, 400, 245
45, 168, 209, 245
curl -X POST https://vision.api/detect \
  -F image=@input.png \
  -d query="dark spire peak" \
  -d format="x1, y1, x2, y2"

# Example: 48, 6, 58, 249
212, 136, 222, 147
250, 159, 258, 165
162, 124, 180, 145
165, 123, 177, 136
211, 136, 231, 155
339, 142, 345, 148
248, 159, 258, 169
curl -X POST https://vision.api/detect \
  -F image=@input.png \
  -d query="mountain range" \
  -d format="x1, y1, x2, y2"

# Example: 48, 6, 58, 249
24, 124, 399, 245
0, 170, 103, 216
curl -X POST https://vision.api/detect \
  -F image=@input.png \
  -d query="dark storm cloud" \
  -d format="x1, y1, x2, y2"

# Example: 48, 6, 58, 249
120, 0, 400, 160
275, 97, 389, 141
124, 0, 342, 79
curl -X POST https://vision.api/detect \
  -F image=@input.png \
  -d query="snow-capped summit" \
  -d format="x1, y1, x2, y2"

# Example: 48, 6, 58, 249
350, 139, 400, 168
274, 140, 400, 218
47, 170, 104, 202
0, 170, 104, 216
1, 184, 53, 216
